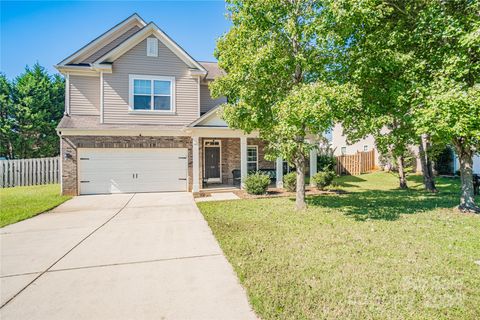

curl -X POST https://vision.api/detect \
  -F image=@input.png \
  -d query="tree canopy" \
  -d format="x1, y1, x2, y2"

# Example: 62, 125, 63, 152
211, 0, 359, 209
331, 0, 480, 211
0, 64, 64, 159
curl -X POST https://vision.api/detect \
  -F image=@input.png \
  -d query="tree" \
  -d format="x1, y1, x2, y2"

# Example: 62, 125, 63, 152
0, 74, 15, 158
0, 64, 65, 159
330, 0, 419, 190
411, 0, 480, 212
332, 0, 479, 211
211, 0, 358, 209
418, 134, 437, 192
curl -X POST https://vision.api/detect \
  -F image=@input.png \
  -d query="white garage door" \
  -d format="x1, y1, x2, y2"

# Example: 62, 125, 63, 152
78, 148, 188, 195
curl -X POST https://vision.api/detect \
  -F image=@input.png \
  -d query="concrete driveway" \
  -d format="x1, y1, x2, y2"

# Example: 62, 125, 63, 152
0, 192, 256, 320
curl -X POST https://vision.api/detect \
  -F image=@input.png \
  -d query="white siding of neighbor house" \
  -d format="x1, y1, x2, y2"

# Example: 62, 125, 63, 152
331, 123, 376, 155
69, 75, 100, 115
200, 84, 226, 114
103, 36, 199, 125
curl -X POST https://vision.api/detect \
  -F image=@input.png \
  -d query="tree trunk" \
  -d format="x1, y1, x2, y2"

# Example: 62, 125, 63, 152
397, 155, 408, 189
454, 143, 479, 213
418, 134, 437, 192
294, 153, 306, 210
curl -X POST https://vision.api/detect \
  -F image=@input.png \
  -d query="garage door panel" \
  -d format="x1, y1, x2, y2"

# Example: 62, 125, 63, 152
78, 148, 188, 195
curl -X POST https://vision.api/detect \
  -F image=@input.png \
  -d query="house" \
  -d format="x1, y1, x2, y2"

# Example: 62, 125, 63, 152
55, 14, 320, 195
329, 124, 377, 156
329, 124, 480, 175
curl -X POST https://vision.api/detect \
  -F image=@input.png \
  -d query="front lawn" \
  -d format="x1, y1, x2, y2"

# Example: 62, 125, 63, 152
198, 172, 480, 319
0, 184, 71, 227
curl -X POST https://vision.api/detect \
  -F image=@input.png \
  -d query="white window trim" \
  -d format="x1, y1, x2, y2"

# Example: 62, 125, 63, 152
247, 145, 258, 172
128, 74, 176, 114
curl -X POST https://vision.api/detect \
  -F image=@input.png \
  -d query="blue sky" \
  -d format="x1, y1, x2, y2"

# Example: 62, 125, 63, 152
1, 1, 230, 79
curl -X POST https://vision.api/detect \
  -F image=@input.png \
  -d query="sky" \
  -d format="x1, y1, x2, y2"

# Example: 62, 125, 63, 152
0, 0, 231, 79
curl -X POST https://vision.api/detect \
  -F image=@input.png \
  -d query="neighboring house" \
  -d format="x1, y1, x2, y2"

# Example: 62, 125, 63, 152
56, 14, 319, 195
329, 124, 377, 156
330, 124, 480, 174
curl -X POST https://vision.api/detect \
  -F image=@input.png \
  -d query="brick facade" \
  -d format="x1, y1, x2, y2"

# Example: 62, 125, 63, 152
199, 137, 274, 187
60, 135, 192, 195
60, 135, 274, 195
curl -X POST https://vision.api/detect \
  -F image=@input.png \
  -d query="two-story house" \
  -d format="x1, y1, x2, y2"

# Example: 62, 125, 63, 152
56, 14, 320, 195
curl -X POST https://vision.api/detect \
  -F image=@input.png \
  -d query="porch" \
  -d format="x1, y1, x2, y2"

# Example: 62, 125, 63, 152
191, 136, 319, 192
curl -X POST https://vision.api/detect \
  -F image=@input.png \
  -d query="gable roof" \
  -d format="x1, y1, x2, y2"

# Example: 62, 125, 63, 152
57, 13, 147, 66
188, 105, 228, 127
92, 22, 207, 73
56, 14, 208, 75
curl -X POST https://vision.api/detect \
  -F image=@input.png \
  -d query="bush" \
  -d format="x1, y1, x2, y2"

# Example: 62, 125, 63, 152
283, 172, 297, 192
317, 154, 336, 171
244, 172, 271, 195
311, 170, 335, 190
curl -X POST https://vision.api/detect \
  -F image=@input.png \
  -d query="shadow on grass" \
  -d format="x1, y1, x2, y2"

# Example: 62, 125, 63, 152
334, 175, 367, 188
306, 188, 459, 221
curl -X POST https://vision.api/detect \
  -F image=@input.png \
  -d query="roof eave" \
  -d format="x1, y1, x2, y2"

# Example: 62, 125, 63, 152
57, 13, 147, 67
92, 22, 207, 73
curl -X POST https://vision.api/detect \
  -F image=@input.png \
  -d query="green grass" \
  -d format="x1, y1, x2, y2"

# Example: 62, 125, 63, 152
198, 172, 480, 320
0, 184, 71, 227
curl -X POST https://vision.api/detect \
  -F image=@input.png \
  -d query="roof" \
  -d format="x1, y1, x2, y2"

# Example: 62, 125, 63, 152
199, 61, 225, 80
187, 105, 228, 128
92, 22, 207, 73
57, 115, 184, 131
56, 14, 208, 75
57, 13, 147, 66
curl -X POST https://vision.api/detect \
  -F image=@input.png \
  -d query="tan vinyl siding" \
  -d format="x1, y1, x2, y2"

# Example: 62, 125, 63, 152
200, 84, 226, 114
103, 36, 199, 125
82, 26, 141, 64
69, 75, 100, 115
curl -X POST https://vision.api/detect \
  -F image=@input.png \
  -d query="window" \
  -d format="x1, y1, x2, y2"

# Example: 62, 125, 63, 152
363, 145, 368, 152
147, 38, 158, 57
129, 75, 174, 112
247, 146, 258, 172
341, 147, 347, 155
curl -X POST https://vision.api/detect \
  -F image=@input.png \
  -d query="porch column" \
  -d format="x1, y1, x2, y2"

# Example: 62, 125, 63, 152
276, 157, 283, 188
240, 136, 247, 189
192, 136, 200, 192
309, 147, 318, 186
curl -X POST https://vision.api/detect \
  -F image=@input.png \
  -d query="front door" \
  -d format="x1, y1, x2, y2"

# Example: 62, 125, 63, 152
204, 142, 221, 182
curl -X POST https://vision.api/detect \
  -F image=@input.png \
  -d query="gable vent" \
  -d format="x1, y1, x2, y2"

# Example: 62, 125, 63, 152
147, 38, 158, 57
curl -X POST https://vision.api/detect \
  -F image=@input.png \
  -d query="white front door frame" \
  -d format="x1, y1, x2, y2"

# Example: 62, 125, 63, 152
203, 139, 222, 183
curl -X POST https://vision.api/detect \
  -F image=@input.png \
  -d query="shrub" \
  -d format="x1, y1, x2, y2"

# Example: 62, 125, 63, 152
283, 172, 297, 192
244, 172, 271, 195
317, 154, 336, 171
312, 170, 335, 190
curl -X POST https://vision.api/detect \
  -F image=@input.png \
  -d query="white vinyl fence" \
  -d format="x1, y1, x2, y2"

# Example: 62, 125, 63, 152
0, 157, 60, 188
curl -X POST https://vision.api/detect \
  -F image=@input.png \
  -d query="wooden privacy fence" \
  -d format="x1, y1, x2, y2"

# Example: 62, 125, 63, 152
336, 149, 375, 176
0, 157, 60, 188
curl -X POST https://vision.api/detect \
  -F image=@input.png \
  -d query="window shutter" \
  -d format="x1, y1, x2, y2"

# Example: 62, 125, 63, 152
147, 38, 158, 57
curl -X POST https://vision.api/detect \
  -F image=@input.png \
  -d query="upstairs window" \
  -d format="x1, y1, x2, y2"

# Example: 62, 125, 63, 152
147, 38, 158, 57
129, 75, 175, 112
341, 147, 347, 155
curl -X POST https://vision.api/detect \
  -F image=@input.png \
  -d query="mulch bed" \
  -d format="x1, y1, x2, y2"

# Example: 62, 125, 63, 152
233, 187, 347, 199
